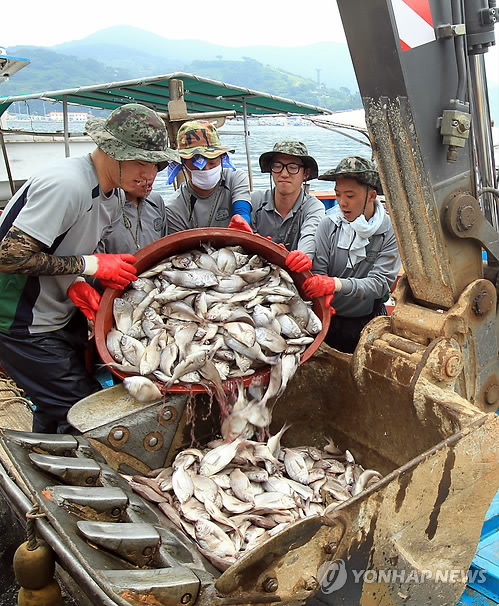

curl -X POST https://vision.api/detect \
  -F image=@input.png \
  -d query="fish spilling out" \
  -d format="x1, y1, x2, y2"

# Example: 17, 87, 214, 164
107, 242, 379, 573
128, 430, 384, 572
107, 244, 322, 405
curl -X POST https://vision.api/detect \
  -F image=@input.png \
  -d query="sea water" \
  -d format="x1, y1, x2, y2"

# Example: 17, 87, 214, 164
154, 122, 370, 197
4, 120, 370, 198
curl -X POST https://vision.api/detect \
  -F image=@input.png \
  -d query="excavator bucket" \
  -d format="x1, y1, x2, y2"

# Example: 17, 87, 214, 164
1, 323, 497, 606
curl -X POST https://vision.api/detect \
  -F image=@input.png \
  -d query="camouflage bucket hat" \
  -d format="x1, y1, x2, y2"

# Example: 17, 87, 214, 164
259, 141, 319, 181
319, 155, 382, 193
85, 103, 179, 171
177, 120, 235, 159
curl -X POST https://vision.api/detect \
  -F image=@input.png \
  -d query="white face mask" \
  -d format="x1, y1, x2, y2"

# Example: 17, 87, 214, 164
189, 164, 221, 190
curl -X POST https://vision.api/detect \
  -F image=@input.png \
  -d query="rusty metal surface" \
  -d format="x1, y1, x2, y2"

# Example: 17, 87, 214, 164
390, 275, 499, 411
365, 97, 482, 309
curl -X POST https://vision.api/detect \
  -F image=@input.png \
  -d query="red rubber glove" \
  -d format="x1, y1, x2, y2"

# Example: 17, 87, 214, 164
325, 294, 336, 314
67, 280, 101, 323
302, 274, 341, 298
285, 250, 312, 272
228, 214, 253, 233
82, 253, 137, 289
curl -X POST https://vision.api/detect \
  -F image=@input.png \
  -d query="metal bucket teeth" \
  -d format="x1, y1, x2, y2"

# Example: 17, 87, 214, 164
100, 568, 200, 604
1, 429, 78, 455
46, 486, 128, 520
29, 453, 102, 486
77, 521, 160, 567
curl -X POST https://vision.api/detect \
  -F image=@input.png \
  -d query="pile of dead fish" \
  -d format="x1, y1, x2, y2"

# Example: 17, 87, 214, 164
106, 243, 322, 401
129, 427, 383, 572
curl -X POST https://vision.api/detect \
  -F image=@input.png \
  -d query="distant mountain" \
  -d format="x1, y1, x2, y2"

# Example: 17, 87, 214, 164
1, 46, 131, 96
51, 26, 358, 91
2, 43, 361, 115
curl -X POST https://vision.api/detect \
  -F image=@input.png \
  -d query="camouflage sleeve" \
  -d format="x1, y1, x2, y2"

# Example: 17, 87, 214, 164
0, 226, 85, 275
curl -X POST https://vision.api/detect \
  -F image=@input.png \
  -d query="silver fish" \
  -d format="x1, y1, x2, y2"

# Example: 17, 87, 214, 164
277, 314, 303, 339
121, 288, 148, 307
230, 468, 255, 505
214, 275, 248, 293
106, 328, 124, 363
163, 301, 203, 323
165, 350, 207, 388
255, 327, 288, 353
159, 342, 178, 376
217, 248, 237, 274
194, 519, 237, 560
172, 466, 194, 504
224, 322, 256, 348
235, 266, 272, 284
132, 277, 156, 293
199, 438, 248, 476
162, 269, 219, 289
139, 331, 163, 376
283, 448, 310, 485
113, 298, 134, 334
120, 335, 146, 366
193, 251, 221, 274
122, 376, 162, 402
139, 261, 174, 277
224, 334, 279, 366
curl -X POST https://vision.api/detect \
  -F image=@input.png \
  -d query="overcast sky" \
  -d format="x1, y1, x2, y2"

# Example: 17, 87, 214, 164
2, 0, 497, 83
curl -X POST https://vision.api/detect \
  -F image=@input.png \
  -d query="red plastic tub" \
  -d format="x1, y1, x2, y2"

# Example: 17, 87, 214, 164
94, 228, 331, 393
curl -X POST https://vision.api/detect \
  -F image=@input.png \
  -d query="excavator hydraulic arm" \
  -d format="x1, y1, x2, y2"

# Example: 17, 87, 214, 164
337, 0, 498, 409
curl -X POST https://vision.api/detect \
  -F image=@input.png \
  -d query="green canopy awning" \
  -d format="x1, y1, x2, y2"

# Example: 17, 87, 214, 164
0, 72, 332, 118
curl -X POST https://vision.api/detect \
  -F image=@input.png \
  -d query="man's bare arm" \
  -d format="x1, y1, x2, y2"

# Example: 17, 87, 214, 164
0, 226, 85, 275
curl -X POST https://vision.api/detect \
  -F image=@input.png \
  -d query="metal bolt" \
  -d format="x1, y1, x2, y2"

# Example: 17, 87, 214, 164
113, 430, 124, 440
457, 204, 475, 230
142, 546, 153, 557
180, 594, 192, 604
304, 577, 319, 591
444, 355, 461, 378
472, 291, 491, 316
148, 437, 158, 447
263, 577, 278, 593
323, 541, 337, 554
162, 409, 173, 421
85, 477, 95, 485
485, 384, 499, 405
111, 508, 121, 518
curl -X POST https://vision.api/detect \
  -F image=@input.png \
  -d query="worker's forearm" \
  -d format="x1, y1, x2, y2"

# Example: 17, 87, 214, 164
0, 226, 84, 275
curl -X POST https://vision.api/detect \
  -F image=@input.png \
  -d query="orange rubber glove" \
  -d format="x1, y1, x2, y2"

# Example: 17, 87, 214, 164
67, 279, 101, 323
228, 214, 253, 233
285, 250, 312, 272
302, 274, 342, 298
82, 253, 137, 289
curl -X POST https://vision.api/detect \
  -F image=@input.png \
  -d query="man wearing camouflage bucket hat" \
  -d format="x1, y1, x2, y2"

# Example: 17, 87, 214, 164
250, 140, 325, 273
0, 103, 177, 434
165, 120, 252, 232
302, 155, 401, 353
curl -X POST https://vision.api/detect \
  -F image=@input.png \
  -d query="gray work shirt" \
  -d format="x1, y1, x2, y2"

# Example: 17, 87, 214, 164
312, 210, 401, 317
251, 189, 325, 260
165, 168, 251, 233
95, 191, 167, 254
0, 154, 121, 335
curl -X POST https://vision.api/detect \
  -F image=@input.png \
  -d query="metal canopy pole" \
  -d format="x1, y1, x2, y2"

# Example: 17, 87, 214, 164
0, 130, 16, 196
63, 96, 70, 157
242, 98, 253, 191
